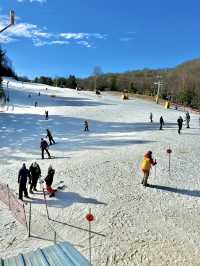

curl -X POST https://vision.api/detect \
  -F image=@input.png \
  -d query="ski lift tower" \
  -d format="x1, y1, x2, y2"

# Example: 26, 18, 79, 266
0, 10, 15, 34
154, 76, 164, 104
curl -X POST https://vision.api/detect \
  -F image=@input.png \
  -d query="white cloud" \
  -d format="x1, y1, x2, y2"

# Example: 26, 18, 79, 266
77, 41, 92, 48
120, 37, 134, 42
0, 14, 105, 48
30, 0, 46, 2
17, 0, 47, 3
33, 38, 69, 47
60, 33, 89, 40
60, 32, 106, 41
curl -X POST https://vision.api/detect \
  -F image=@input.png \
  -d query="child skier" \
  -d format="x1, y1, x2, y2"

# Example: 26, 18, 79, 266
141, 151, 157, 187
44, 165, 56, 197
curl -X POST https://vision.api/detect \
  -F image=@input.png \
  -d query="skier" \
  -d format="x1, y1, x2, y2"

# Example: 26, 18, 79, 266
46, 129, 56, 145
29, 162, 41, 193
34, 101, 38, 107
45, 110, 49, 120
185, 112, 190, 128
40, 138, 51, 159
44, 165, 56, 197
18, 163, 30, 200
177, 116, 184, 134
159, 116, 164, 130
84, 120, 89, 131
38, 92, 40, 96
150, 112, 153, 123
141, 151, 157, 187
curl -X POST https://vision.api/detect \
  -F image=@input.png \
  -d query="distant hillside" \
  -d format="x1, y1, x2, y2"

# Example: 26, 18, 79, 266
77, 59, 200, 109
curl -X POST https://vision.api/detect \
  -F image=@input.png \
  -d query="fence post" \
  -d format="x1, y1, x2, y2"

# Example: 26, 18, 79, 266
54, 231, 57, 244
43, 188, 50, 220
7, 184, 11, 210
28, 202, 31, 237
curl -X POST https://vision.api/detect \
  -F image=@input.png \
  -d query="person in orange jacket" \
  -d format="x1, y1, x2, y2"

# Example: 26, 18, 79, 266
141, 151, 157, 187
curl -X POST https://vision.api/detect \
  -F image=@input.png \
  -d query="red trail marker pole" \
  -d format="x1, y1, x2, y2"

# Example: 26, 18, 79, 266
86, 209, 94, 264
166, 147, 172, 175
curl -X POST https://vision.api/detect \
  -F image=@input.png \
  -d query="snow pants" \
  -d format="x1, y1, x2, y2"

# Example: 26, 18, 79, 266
48, 137, 55, 145
41, 148, 51, 159
30, 176, 39, 191
142, 170, 150, 186
178, 124, 182, 134
19, 183, 28, 200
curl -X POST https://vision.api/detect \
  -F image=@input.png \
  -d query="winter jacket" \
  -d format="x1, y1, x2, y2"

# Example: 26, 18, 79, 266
29, 164, 41, 178
177, 118, 183, 126
40, 140, 48, 149
186, 113, 190, 121
45, 169, 55, 186
141, 154, 156, 171
160, 117, 164, 124
46, 130, 52, 138
18, 167, 30, 185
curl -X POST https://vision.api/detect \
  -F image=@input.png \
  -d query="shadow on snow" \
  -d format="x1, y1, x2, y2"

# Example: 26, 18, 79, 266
32, 191, 106, 208
149, 184, 200, 198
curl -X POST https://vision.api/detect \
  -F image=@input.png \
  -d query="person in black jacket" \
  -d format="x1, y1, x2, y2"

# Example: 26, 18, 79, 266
177, 116, 184, 134
185, 112, 190, 128
45, 110, 49, 120
84, 120, 89, 131
45, 165, 55, 197
159, 116, 164, 130
40, 138, 51, 159
18, 163, 30, 200
46, 129, 55, 145
29, 162, 41, 193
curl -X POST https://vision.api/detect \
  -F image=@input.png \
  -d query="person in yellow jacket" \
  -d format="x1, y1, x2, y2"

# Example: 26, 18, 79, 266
141, 151, 157, 187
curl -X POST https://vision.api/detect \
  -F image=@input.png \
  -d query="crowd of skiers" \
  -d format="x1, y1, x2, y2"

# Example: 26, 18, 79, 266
149, 111, 190, 134
18, 162, 56, 201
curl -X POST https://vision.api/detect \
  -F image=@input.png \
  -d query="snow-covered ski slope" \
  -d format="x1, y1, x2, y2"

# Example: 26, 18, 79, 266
0, 79, 200, 265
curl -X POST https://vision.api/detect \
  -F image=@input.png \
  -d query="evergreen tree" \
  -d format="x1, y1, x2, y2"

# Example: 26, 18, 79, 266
66, 75, 77, 89
110, 76, 118, 91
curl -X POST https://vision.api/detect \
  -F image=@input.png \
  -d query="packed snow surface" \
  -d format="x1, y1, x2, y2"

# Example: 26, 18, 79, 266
0, 80, 200, 265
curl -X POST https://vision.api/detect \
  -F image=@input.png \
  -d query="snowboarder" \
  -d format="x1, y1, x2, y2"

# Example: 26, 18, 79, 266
141, 151, 157, 187
84, 120, 89, 131
45, 165, 56, 197
185, 112, 190, 128
34, 101, 38, 107
46, 129, 56, 145
18, 163, 30, 200
29, 162, 41, 193
150, 113, 153, 123
45, 110, 49, 120
159, 116, 164, 130
177, 116, 184, 134
40, 138, 51, 159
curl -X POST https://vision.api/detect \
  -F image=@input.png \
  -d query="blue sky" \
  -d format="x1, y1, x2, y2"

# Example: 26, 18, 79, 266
0, 0, 200, 78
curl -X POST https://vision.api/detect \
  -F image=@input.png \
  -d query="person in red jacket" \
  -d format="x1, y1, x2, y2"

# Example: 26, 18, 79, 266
141, 151, 157, 187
